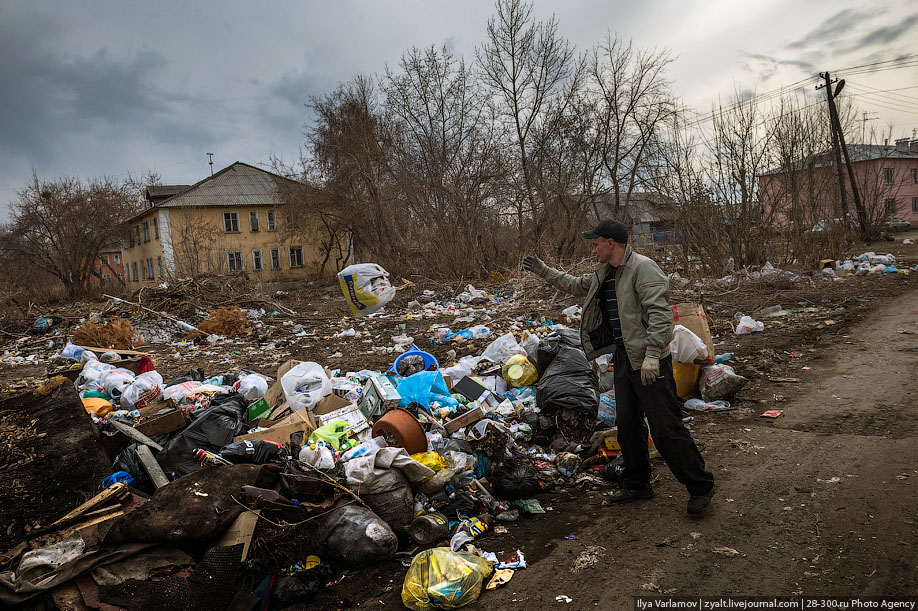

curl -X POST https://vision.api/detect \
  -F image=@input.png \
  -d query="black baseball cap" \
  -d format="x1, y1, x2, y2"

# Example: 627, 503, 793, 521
582, 219, 629, 242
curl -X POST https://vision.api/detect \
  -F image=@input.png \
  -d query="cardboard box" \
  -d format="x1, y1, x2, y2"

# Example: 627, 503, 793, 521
235, 411, 315, 444
136, 398, 178, 417
262, 359, 301, 413
316, 403, 369, 436
136, 409, 188, 437
358, 375, 401, 420
443, 406, 484, 434
670, 303, 715, 364
271, 408, 317, 431
312, 393, 354, 417
246, 397, 272, 421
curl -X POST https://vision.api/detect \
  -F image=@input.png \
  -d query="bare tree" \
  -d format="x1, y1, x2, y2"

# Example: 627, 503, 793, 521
590, 34, 675, 221
477, 0, 583, 249
6, 173, 141, 297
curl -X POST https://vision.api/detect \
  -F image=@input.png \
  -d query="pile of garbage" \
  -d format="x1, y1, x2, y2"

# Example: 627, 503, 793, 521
1, 265, 759, 608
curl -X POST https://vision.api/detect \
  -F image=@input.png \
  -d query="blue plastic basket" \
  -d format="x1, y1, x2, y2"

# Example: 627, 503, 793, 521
389, 343, 439, 375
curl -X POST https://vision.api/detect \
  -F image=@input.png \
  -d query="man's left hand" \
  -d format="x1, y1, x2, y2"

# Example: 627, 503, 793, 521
640, 355, 660, 386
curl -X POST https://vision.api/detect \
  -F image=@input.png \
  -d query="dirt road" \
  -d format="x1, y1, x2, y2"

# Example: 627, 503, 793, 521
314, 279, 918, 610
475, 281, 918, 608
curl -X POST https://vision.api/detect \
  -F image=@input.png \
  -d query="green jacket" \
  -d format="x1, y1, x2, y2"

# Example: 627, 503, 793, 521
536, 245, 673, 369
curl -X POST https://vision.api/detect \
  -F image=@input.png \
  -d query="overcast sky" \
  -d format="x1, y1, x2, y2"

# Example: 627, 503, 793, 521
1, 0, 916, 220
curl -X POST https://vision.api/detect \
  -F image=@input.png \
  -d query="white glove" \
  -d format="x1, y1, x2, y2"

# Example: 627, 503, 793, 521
640, 355, 660, 386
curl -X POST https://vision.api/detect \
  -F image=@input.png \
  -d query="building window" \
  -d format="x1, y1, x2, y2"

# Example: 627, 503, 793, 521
249, 211, 259, 232
289, 246, 304, 268
128, 230, 135, 248
252, 249, 263, 271
102, 273, 111, 283
140, 261, 146, 280
223, 212, 240, 233
884, 168, 894, 185
114, 254, 120, 265
157, 256, 163, 278
143, 221, 150, 242
266, 210, 276, 231
146, 258, 154, 279
885, 198, 897, 215
136, 226, 142, 245
132, 262, 138, 282
913, 197, 918, 213
227, 251, 244, 272
153, 217, 159, 239
100, 254, 109, 265
270, 248, 280, 269
912, 168, 917, 184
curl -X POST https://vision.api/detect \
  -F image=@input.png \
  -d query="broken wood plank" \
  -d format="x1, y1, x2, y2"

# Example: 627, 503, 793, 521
136, 445, 170, 489
108, 419, 163, 451
52, 483, 129, 526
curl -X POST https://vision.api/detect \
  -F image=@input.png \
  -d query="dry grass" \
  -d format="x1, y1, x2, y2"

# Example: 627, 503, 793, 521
72, 318, 145, 349
189, 306, 252, 338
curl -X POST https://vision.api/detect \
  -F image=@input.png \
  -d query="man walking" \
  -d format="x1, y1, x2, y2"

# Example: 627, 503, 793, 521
523, 219, 714, 515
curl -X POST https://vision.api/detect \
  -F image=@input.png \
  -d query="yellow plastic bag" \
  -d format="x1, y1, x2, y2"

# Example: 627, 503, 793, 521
410, 451, 449, 472
501, 354, 538, 388
401, 547, 493, 610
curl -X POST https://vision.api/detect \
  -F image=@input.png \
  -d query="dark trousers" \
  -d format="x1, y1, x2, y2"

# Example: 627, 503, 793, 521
613, 349, 714, 496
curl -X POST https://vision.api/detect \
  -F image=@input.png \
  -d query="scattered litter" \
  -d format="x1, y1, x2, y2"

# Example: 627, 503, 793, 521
760, 410, 783, 418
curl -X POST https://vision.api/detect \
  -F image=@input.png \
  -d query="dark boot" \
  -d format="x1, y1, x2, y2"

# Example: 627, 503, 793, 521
687, 487, 714, 515
609, 484, 655, 503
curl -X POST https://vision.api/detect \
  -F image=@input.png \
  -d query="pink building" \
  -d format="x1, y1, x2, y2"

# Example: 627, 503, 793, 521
759, 138, 918, 230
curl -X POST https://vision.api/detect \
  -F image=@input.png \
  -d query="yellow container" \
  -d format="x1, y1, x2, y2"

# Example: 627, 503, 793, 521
672, 362, 701, 399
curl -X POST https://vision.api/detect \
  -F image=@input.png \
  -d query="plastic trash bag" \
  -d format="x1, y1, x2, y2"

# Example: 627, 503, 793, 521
282, 361, 331, 411
735, 315, 764, 334
480, 333, 526, 364
670, 325, 708, 363
401, 547, 493, 611
398, 371, 457, 411
535, 329, 598, 419
337, 263, 396, 316
598, 391, 616, 427
120, 371, 164, 410
684, 398, 731, 412
236, 373, 269, 402
308, 420, 354, 451
163, 381, 203, 403
312, 502, 398, 567
76, 359, 116, 392
501, 354, 538, 388
410, 452, 449, 472
698, 364, 748, 402
101, 368, 136, 400
217, 439, 284, 464
299, 443, 336, 469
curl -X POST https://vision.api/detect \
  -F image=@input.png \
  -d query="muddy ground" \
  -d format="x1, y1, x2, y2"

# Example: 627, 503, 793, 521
1, 234, 917, 609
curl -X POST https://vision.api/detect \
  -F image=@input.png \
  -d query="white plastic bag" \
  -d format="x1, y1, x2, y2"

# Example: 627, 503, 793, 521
480, 332, 526, 364
299, 444, 335, 469
337, 263, 396, 316
684, 398, 731, 412
120, 371, 164, 410
75, 359, 116, 392
669, 325, 708, 363
281, 361, 332, 411
237, 373, 269, 402
698, 364, 748, 402
735, 315, 764, 334
163, 381, 202, 403
101, 368, 136, 400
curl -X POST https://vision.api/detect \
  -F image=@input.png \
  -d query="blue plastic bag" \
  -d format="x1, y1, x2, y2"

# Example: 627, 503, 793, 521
397, 372, 458, 411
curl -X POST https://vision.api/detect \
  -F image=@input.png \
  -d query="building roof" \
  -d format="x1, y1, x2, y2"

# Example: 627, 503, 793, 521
145, 185, 190, 201
127, 162, 302, 223
762, 141, 918, 176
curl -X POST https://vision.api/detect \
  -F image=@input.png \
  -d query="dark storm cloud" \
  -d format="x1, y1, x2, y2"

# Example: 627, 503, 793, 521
0, 13, 217, 166
737, 52, 817, 82
852, 14, 918, 48
786, 8, 877, 50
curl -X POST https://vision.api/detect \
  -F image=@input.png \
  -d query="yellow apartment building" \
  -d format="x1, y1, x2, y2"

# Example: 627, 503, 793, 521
122, 162, 335, 285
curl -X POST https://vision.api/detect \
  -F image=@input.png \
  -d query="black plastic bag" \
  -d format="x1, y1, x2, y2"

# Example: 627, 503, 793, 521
270, 564, 336, 608
535, 329, 598, 419
494, 465, 539, 501
156, 392, 249, 478
112, 443, 155, 494
217, 439, 285, 465
166, 367, 206, 387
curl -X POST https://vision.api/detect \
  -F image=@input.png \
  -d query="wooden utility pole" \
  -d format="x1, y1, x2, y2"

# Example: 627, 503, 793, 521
817, 72, 869, 238
817, 72, 849, 218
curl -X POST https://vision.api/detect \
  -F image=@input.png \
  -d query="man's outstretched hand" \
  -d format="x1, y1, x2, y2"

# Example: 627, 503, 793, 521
522, 255, 547, 276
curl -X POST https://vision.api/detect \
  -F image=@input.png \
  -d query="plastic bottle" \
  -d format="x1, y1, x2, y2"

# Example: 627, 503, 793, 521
409, 512, 450, 545
194, 448, 232, 466
456, 513, 492, 539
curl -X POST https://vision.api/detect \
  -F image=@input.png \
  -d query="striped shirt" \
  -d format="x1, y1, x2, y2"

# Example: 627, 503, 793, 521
601, 267, 625, 346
